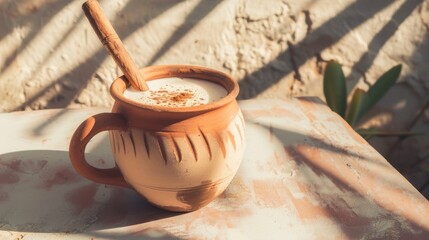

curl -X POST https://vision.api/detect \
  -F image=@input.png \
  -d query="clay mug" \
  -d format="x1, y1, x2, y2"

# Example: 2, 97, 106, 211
69, 65, 245, 212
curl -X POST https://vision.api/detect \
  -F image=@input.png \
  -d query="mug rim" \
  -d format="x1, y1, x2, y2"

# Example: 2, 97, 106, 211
110, 64, 239, 113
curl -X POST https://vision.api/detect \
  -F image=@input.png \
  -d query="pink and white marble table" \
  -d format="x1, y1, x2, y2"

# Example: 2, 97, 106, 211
0, 98, 428, 239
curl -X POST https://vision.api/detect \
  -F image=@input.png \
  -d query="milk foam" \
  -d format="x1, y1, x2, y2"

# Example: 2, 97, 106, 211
123, 77, 228, 107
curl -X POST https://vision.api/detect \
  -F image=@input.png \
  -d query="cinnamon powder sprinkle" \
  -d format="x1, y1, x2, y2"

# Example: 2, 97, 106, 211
147, 88, 203, 107
171, 92, 194, 102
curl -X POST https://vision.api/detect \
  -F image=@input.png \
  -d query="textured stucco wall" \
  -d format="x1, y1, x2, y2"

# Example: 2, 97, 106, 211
1, 0, 429, 173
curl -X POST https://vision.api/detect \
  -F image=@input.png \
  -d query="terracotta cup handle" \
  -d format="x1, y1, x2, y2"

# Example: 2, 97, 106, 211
69, 113, 131, 188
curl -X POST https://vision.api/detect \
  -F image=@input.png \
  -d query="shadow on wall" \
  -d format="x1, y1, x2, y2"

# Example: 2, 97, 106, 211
0, 0, 222, 111
1, 1, 428, 176
355, 30, 429, 184
1, 0, 425, 111
4, 0, 184, 111
0, 0, 69, 75
238, 0, 424, 99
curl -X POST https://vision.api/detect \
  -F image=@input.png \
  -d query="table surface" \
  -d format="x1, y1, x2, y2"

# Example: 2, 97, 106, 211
0, 98, 428, 240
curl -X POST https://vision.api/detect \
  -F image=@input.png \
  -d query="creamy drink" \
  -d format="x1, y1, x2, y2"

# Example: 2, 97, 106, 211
123, 77, 228, 107
70, 65, 244, 212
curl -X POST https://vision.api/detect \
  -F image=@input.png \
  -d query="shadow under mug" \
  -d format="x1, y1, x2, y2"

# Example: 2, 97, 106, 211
69, 65, 245, 212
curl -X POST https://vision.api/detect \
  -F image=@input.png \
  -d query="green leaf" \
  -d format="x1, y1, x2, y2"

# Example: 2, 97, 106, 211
361, 64, 402, 116
346, 88, 366, 127
323, 60, 347, 117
